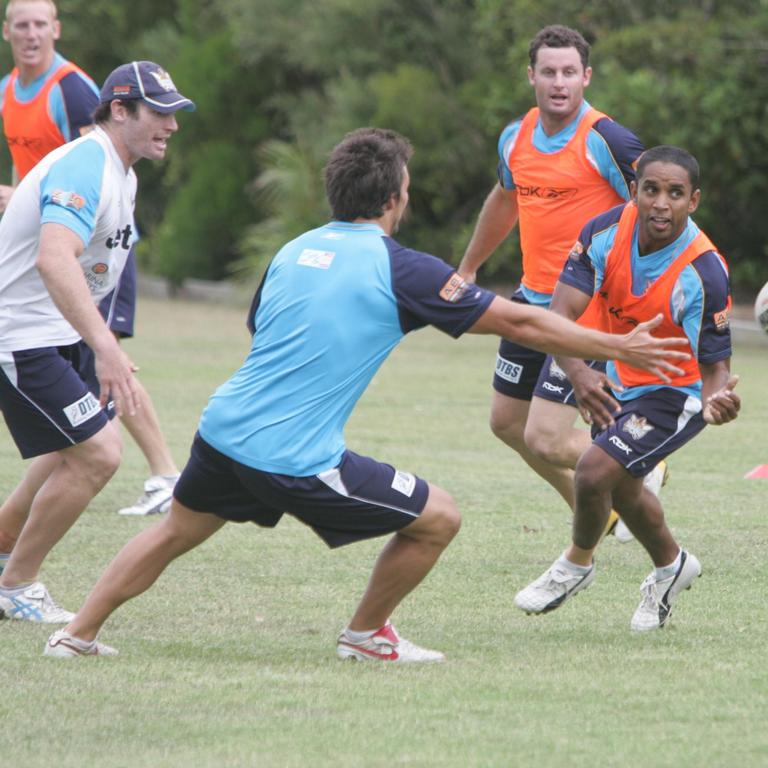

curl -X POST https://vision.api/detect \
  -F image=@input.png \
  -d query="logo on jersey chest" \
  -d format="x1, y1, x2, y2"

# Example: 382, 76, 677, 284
106, 224, 133, 250
517, 186, 577, 201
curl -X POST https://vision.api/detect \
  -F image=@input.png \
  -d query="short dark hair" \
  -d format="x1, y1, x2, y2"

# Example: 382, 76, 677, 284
92, 99, 140, 126
637, 145, 700, 189
324, 128, 413, 221
529, 25, 590, 70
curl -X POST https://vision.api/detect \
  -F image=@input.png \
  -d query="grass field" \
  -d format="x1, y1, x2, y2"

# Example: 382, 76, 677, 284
1, 295, 767, 767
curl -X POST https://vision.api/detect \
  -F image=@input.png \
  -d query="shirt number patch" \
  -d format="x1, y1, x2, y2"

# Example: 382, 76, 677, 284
297, 249, 335, 269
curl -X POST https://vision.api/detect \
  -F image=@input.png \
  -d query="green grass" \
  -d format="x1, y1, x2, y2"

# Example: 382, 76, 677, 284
2, 296, 767, 767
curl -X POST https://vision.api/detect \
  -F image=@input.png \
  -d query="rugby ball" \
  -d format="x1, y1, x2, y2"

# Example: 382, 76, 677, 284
755, 281, 768, 334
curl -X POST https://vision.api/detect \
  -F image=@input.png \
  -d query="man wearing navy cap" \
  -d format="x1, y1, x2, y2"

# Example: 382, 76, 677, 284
0, 61, 193, 624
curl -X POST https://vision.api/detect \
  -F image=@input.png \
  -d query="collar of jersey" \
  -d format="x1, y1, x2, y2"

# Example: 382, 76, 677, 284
327, 221, 385, 235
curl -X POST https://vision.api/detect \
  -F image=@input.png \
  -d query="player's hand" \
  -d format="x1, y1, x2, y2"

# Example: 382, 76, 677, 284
703, 374, 740, 425
94, 340, 141, 417
457, 268, 477, 285
571, 366, 623, 429
0, 184, 14, 213
620, 314, 690, 382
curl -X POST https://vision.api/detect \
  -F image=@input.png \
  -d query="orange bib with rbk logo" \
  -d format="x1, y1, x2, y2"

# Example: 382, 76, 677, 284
507, 107, 625, 294
3, 61, 85, 179
580, 202, 725, 388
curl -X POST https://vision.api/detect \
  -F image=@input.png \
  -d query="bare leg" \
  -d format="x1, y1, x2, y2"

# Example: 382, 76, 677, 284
1, 422, 123, 587
65, 500, 225, 642
118, 378, 178, 477
347, 484, 460, 631
490, 392, 576, 509
525, 396, 592, 469
0, 453, 61, 549
566, 444, 678, 567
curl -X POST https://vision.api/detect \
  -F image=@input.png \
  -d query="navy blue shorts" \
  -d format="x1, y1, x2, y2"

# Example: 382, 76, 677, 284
591, 388, 705, 477
493, 293, 547, 400
0, 344, 114, 459
99, 246, 136, 338
174, 434, 431, 548
533, 355, 607, 407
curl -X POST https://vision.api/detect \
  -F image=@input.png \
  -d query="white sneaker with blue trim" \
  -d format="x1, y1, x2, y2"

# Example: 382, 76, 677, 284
0, 582, 75, 623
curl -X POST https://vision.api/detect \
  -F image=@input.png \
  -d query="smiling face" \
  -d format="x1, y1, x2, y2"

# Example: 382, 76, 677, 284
3, 0, 59, 82
528, 45, 591, 134
631, 160, 700, 255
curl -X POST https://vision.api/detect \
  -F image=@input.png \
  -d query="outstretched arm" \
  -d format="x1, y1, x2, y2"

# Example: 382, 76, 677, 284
457, 185, 519, 284
468, 296, 689, 375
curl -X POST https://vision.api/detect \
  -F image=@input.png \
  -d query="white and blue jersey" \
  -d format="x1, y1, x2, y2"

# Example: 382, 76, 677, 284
199, 221, 495, 476
560, 206, 732, 401
0, 126, 137, 351
497, 101, 643, 306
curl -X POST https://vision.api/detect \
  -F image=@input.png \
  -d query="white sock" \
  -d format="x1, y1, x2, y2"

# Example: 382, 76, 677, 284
655, 549, 682, 581
343, 627, 378, 643
557, 553, 593, 574
0, 582, 33, 596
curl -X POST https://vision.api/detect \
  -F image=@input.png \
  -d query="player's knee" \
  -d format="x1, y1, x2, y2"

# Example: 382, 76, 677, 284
416, 491, 461, 547
524, 424, 560, 463
489, 412, 525, 452
574, 451, 613, 495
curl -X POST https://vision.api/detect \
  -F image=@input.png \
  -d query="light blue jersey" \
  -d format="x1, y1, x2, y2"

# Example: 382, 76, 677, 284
199, 222, 494, 476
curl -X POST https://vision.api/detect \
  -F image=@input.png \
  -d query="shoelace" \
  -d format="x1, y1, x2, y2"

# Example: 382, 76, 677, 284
638, 577, 660, 610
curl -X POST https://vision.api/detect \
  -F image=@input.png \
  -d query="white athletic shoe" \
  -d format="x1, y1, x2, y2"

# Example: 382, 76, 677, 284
117, 475, 177, 516
336, 623, 445, 663
630, 550, 701, 632
44, 630, 119, 658
613, 461, 670, 544
0, 582, 75, 623
514, 558, 595, 614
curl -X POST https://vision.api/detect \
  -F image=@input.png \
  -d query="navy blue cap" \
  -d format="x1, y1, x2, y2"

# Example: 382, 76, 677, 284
100, 61, 195, 113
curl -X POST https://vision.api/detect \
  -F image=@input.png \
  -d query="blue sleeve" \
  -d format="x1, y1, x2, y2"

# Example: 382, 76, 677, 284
558, 205, 624, 295
39, 140, 106, 245
676, 252, 732, 364
50, 71, 99, 141
587, 118, 644, 200
496, 118, 523, 190
385, 238, 495, 337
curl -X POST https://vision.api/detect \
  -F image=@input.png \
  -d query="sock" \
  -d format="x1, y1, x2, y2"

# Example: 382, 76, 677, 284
0, 581, 33, 597
655, 549, 682, 581
557, 553, 593, 574
343, 627, 379, 643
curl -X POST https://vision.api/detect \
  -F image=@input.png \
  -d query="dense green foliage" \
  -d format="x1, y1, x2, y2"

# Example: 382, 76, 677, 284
1, 1, 766, 293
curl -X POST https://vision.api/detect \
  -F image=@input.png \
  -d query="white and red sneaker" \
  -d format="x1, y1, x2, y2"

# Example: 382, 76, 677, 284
44, 630, 119, 658
336, 623, 444, 663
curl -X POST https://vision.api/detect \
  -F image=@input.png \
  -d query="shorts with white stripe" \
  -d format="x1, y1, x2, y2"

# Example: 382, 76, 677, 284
591, 388, 705, 478
0, 344, 112, 459
174, 433, 430, 548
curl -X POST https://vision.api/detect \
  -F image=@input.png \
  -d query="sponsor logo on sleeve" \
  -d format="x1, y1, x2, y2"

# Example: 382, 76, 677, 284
622, 414, 654, 440
297, 249, 335, 269
51, 189, 86, 210
391, 470, 416, 497
567, 240, 584, 261
63, 392, 101, 427
439, 273, 469, 303
495, 354, 523, 384
713, 307, 730, 332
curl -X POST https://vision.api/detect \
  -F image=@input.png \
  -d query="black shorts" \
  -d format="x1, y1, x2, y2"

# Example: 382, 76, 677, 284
533, 355, 607, 407
492, 292, 546, 400
174, 434, 431, 548
0, 343, 114, 458
591, 388, 706, 477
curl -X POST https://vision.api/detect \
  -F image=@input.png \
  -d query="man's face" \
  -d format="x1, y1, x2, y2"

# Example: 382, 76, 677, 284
631, 160, 700, 254
3, 1, 60, 76
528, 45, 591, 125
117, 102, 179, 165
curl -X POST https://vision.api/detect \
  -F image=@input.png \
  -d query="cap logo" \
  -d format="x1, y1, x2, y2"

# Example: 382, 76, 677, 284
149, 68, 177, 93
112, 85, 132, 96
